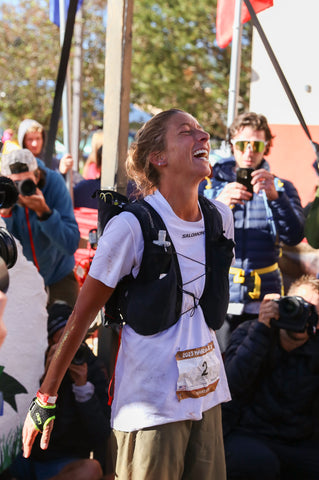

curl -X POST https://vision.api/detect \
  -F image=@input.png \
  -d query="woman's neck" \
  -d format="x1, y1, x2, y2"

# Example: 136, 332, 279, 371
157, 185, 201, 222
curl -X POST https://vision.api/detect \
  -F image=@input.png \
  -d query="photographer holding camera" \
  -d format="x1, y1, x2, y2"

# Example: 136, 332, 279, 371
222, 274, 319, 480
9, 301, 111, 479
0, 149, 80, 307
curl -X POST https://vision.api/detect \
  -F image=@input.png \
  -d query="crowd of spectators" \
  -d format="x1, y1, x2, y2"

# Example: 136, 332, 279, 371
1, 108, 319, 480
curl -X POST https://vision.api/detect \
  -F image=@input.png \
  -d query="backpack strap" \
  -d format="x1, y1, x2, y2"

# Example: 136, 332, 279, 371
198, 195, 235, 330
94, 189, 129, 238
198, 194, 223, 241
125, 200, 181, 285
102, 198, 183, 333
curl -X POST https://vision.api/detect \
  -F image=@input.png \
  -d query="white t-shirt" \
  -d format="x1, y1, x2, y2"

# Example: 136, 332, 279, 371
89, 190, 234, 431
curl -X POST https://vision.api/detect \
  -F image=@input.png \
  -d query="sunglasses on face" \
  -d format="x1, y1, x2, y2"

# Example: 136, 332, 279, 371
231, 139, 268, 153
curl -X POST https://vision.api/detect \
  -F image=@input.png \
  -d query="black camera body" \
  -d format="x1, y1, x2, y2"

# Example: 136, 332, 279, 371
271, 296, 318, 335
71, 342, 88, 365
0, 227, 18, 293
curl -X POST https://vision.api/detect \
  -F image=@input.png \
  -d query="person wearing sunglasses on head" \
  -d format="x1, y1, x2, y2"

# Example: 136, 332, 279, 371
203, 112, 305, 351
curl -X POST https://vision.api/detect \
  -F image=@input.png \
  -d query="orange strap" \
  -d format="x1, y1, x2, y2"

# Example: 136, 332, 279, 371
107, 327, 122, 406
25, 207, 40, 271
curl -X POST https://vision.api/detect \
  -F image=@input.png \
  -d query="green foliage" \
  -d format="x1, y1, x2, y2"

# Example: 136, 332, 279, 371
0, 425, 23, 473
0, 0, 106, 141
0, 0, 252, 144
132, 0, 252, 137
0, 0, 60, 134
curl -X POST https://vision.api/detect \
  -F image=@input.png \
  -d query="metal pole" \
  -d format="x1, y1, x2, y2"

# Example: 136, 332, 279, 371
227, 0, 243, 128
59, 0, 73, 197
71, 6, 83, 172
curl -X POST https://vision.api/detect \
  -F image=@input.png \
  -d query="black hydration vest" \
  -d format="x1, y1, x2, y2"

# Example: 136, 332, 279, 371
96, 190, 234, 336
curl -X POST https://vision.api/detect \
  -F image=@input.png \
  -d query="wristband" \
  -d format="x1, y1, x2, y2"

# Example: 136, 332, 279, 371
29, 397, 56, 433
36, 390, 57, 405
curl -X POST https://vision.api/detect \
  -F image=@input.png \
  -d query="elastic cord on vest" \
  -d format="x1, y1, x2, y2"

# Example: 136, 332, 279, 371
107, 326, 122, 406
25, 207, 40, 271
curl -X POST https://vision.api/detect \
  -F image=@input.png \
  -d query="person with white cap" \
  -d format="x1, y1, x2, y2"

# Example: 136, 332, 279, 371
0, 148, 80, 307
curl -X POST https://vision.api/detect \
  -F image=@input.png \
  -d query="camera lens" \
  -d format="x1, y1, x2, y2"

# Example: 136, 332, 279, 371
279, 296, 302, 318
16, 179, 37, 196
0, 258, 9, 293
0, 177, 19, 208
0, 227, 18, 269
71, 343, 87, 365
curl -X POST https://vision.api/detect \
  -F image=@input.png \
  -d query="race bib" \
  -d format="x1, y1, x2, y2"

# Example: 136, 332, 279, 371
175, 341, 220, 401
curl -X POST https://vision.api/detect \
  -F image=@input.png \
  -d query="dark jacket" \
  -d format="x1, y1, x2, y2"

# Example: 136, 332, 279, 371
74, 178, 100, 209
202, 158, 305, 304
222, 319, 319, 441
30, 345, 110, 464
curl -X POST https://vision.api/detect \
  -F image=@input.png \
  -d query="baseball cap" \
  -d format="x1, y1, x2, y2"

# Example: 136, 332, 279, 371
1, 149, 38, 176
47, 301, 73, 339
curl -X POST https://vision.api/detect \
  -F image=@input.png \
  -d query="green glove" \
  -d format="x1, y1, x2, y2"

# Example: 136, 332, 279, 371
29, 397, 56, 433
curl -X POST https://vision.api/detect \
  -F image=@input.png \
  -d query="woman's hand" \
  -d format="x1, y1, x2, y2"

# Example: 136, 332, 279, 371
22, 409, 55, 457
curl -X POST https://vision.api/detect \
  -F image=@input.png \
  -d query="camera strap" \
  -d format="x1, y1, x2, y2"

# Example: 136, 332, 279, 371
25, 207, 40, 271
261, 190, 277, 242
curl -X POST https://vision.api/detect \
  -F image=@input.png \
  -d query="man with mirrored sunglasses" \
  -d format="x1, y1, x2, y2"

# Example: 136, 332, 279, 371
203, 112, 304, 350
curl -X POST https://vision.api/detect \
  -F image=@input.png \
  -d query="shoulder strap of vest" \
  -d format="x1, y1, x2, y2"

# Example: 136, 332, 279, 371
198, 194, 223, 240
95, 189, 129, 238
124, 199, 170, 242
124, 199, 183, 298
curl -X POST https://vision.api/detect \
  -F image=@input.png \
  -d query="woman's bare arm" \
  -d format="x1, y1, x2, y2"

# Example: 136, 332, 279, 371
22, 275, 114, 457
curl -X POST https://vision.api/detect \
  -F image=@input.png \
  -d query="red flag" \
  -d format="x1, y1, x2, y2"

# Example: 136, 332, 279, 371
216, 0, 273, 48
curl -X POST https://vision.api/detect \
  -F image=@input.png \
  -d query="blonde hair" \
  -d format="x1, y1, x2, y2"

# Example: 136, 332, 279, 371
288, 275, 319, 296
83, 130, 104, 178
87, 130, 104, 165
126, 108, 184, 196
26, 124, 44, 134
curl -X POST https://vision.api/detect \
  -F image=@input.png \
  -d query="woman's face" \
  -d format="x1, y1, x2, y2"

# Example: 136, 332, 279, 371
160, 112, 211, 181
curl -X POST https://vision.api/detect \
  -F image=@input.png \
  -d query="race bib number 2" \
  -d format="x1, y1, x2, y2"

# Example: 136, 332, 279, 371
175, 341, 220, 401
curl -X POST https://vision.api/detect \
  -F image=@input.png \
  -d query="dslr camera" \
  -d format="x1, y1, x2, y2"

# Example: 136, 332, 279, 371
271, 296, 318, 335
71, 342, 88, 365
0, 227, 17, 293
0, 176, 37, 209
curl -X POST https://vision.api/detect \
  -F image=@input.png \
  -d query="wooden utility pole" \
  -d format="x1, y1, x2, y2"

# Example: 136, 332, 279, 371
101, 0, 134, 195
98, 0, 134, 382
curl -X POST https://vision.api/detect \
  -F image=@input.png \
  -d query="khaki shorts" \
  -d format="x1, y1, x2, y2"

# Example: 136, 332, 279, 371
111, 404, 226, 480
